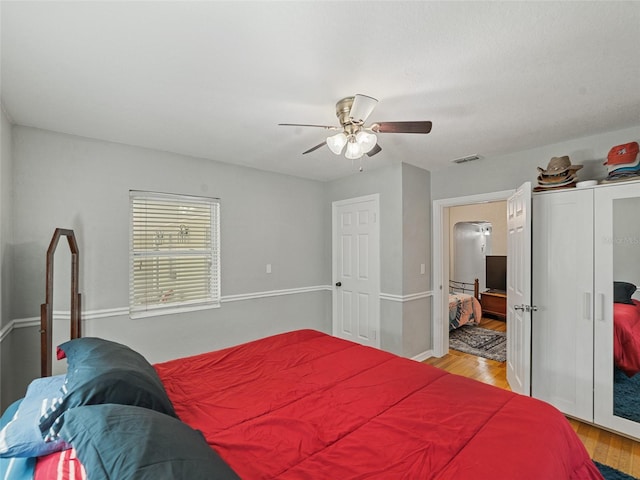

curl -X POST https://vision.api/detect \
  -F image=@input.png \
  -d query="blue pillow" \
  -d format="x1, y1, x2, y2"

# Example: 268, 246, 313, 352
0, 398, 36, 480
39, 337, 177, 442
58, 404, 240, 480
0, 375, 69, 457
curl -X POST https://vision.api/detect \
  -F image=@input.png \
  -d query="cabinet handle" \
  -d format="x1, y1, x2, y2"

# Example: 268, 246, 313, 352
596, 293, 605, 322
584, 292, 592, 321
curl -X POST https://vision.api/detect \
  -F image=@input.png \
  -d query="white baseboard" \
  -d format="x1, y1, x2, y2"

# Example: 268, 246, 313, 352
411, 349, 435, 362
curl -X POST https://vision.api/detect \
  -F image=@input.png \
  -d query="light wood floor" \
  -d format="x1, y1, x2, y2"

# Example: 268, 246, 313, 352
424, 317, 640, 479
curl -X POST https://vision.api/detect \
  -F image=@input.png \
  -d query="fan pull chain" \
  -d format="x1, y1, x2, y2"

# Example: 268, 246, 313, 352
349, 158, 365, 173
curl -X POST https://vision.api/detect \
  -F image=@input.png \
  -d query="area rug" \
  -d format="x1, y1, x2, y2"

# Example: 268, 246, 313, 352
595, 461, 637, 480
449, 325, 506, 362
614, 367, 640, 423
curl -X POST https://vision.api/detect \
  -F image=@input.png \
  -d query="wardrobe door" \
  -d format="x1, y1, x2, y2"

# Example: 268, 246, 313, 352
594, 182, 640, 440
532, 189, 594, 421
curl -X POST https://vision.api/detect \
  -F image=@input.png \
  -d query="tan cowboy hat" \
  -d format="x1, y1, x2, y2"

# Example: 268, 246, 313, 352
537, 156, 583, 175
537, 172, 576, 185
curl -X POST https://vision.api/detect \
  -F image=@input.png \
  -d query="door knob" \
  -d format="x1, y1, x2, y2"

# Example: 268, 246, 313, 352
514, 304, 537, 312
335, 282, 342, 287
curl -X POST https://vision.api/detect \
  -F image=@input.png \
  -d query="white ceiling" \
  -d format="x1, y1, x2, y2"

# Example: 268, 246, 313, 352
2, 1, 639, 181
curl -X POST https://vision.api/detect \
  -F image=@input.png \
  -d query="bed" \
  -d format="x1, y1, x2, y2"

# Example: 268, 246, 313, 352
0, 328, 603, 479
613, 281, 640, 377
449, 278, 482, 330
614, 299, 640, 377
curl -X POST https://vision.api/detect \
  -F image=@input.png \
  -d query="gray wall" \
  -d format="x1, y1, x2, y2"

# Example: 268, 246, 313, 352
326, 164, 405, 354
1, 108, 12, 331
431, 125, 640, 200
12, 127, 331, 314
401, 163, 431, 357
325, 162, 433, 357
428, 124, 639, 360
1, 126, 435, 410
4, 126, 332, 407
326, 164, 404, 295
9, 122, 632, 407
0, 107, 14, 409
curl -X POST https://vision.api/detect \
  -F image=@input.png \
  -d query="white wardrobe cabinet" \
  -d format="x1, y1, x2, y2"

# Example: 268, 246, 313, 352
532, 181, 640, 440
532, 189, 594, 422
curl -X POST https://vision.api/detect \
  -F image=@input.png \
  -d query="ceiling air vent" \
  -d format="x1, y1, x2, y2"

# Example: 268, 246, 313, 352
451, 154, 482, 164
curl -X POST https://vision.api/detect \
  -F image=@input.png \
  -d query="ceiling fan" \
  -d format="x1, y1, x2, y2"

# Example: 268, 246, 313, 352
279, 94, 432, 167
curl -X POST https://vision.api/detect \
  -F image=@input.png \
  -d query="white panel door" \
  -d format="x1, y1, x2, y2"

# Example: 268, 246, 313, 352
531, 189, 594, 421
332, 195, 380, 348
506, 182, 532, 395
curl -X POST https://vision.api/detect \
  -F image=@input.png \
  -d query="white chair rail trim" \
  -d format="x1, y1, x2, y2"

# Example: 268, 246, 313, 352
2, 286, 334, 340
222, 285, 332, 303
379, 291, 433, 302
2, 286, 433, 342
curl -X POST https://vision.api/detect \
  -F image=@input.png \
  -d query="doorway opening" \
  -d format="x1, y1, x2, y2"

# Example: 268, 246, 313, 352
432, 190, 514, 362
449, 208, 507, 362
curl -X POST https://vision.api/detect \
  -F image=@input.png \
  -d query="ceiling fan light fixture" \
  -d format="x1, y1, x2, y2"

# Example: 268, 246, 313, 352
345, 138, 364, 160
355, 130, 377, 154
280, 94, 432, 167
326, 132, 348, 155
349, 94, 378, 123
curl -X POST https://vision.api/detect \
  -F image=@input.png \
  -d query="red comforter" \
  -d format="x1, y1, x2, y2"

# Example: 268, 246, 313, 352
614, 300, 640, 377
154, 329, 601, 480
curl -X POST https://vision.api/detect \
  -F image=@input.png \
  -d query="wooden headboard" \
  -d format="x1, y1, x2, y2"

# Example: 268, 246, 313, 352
40, 228, 82, 377
449, 278, 479, 300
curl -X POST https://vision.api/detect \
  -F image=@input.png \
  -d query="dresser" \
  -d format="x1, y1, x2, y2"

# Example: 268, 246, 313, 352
480, 291, 507, 320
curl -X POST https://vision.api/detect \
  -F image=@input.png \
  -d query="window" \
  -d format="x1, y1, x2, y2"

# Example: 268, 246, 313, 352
129, 191, 220, 318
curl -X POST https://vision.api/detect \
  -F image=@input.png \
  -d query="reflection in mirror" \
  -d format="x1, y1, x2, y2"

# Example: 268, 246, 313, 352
612, 197, 640, 423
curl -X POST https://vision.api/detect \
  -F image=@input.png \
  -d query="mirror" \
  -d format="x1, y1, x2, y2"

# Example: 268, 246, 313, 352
52, 246, 72, 376
612, 197, 640, 423
41, 228, 81, 377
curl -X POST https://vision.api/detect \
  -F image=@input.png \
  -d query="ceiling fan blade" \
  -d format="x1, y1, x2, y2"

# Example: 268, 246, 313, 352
373, 121, 433, 134
366, 144, 382, 157
279, 123, 340, 130
302, 142, 327, 154
349, 94, 378, 123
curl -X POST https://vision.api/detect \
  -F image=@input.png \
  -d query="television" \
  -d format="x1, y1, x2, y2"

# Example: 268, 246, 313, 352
486, 255, 507, 293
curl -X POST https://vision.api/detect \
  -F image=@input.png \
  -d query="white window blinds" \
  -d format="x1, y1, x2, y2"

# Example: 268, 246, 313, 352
129, 191, 220, 318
